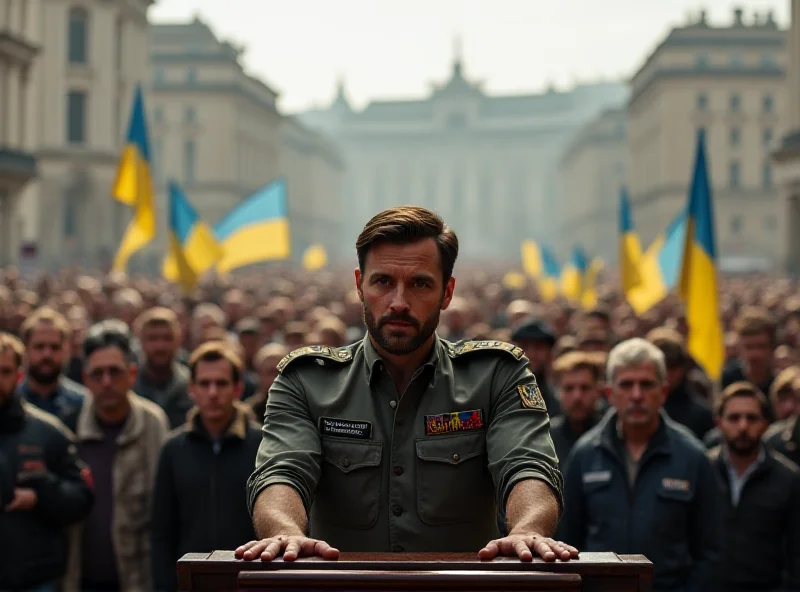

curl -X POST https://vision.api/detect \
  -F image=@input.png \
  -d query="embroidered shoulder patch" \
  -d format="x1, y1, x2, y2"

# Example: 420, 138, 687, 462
449, 340, 525, 360
517, 383, 547, 411
277, 345, 353, 373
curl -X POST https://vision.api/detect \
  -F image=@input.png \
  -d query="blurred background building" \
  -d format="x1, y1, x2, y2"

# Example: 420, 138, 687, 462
300, 50, 627, 263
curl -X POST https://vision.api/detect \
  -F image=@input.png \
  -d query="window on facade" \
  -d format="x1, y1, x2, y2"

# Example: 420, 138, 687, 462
730, 93, 741, 112
447, 112, 466, 128
696, 93, 708, 111
763, 94, 774, 113
183, 140, 196, 184
729, 160, 741, 189
154, 68, 165, 83
695, 53, 710, 69
184, 106, 195, 124
763, 128, 773, 147
762, 53, 777, 68
153, 107, 163, 123
729, 127, 740, 147
68, 7, 89, 65
763, 161, 773, 188
731, 216, 743, 234
66, 91, 87, 144
187, 66, 197, 83
730, 53, 743, 68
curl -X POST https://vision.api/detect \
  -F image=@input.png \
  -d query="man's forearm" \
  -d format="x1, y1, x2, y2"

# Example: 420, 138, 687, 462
505, 479, 560, 537
252, 484, 308, 538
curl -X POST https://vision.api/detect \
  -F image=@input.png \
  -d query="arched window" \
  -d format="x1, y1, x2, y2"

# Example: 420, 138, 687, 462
68, 7, 89, 64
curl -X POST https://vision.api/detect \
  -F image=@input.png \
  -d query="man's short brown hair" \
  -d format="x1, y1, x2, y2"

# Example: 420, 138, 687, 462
133, 307, 180, 337
716, 381, 770, 419
20, 307, 72, 344
732, 306, 776, 342
646, 327, 687, 369
0, 332, 24, 368
552, 351, 604, 383
188, 341, 243, 383
770, 366, 800, 404
355, 206, 459, 283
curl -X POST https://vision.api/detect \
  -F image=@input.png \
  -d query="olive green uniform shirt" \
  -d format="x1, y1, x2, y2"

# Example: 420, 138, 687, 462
246, 335, 563, 553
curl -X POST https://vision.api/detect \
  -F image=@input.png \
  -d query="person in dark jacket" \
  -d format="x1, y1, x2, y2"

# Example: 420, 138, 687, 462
0, 332, 94, 591
151, 340, 262, 591
548, 350, 604, 469
709, 381, 800, 592
558, 338, 722, 592
646, 328, 714, 440
510, 317, 560, 416
17, 306, 89, 432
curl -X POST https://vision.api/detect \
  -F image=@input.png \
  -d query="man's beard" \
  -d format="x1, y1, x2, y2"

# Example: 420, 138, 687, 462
364, 301, 441, 356
28, 362, 61, 385
727, 435, 761, 456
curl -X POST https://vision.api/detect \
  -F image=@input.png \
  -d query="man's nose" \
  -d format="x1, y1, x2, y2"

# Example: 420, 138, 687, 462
388, 286, 410, 312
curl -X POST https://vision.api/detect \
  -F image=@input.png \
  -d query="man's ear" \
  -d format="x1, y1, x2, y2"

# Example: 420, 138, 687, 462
354, 268, 364, 302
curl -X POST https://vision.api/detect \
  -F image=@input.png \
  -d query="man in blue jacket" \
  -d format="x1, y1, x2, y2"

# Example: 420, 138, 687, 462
558, 337, 722, 592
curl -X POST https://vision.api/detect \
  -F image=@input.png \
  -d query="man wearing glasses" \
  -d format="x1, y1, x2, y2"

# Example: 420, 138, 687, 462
65, 321, 169, 592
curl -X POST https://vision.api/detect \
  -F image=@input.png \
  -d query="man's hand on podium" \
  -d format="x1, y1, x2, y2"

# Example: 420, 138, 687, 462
235, 536, 341, 562
478, 533, 579, 562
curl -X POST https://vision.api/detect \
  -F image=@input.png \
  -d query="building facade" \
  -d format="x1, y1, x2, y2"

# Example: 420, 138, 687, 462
0, 0, 41, 266
628, 7, 787, 270
300, 56, 627, 264
150, 17, 345, 267
16, 0, 154, 270
773, 0, 800, 275
558, 108, 627, 263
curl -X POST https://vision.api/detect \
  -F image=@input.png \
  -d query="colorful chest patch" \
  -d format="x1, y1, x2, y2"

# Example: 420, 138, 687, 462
425, 409, 484, 436
517, 383, 547, 411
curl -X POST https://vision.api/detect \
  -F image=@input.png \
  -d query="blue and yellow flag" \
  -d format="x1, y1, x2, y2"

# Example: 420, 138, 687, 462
619, 188, 643, 299
214, 178, 290, 274
520, 240, 561, 301
112, 85, 156, 272
581, 258, 605, 310
302, 244, 328, 271
162, 182, 223, 291
560, 246, 588, 304
679, 130, 724, 380
627, 210, 687, 315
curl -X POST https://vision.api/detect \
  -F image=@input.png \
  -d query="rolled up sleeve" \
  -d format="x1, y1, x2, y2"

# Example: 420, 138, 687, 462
246, 370, 322, 516
486, 358, 564, 515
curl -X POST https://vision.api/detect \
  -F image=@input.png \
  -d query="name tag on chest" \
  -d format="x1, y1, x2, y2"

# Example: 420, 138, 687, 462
319, 417, 373, 439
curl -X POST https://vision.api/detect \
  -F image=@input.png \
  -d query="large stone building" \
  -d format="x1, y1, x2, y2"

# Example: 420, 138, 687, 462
773, 0, 800, 275
150, 17, 345, 265
22, 0, 154, 269
558, 107, 627, 263
628, 7, 787, 270
0, 0, 41, 266
300, 54, 627, 263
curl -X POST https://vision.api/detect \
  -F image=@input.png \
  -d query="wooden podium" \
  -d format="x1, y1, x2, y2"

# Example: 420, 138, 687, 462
177, 551, 652, 591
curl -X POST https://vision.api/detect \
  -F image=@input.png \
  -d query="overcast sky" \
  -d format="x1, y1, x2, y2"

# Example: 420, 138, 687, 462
149, 0, 790, 113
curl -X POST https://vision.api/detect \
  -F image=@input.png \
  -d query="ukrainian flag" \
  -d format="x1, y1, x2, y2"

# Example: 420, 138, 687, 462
619, 188, 643, 299
627, 209, 687, 315
112, 85, 156, 272
581, 258, 605, 310
162, 181, 223, 291
302, 244, 328, 271
560, 246, 588, 304
520, 240, 561, 301
213, 178, 290, 274
679, 130, 724, 380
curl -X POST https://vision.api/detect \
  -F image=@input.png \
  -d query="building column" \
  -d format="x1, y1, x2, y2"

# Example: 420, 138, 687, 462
0, 190, 13, 266
7, 65, 20, 147
789, 0, 800, 129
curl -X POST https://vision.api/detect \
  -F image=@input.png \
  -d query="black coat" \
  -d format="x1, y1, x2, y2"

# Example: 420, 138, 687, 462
0, 395, 94, 590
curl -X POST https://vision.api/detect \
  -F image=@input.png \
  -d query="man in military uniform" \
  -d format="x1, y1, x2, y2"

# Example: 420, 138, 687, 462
237, 206, 575, 563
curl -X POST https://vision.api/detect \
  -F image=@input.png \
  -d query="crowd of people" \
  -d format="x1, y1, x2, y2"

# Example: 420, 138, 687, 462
1, 248, 799, 591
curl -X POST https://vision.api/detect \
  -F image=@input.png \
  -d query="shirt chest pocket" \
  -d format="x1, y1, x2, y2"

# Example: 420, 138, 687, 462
313, 437, 383, 529
415, 431, 489, 526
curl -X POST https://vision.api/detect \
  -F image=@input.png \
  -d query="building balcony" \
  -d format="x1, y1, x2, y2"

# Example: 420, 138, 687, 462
0, 30, 40, 68
0, 148, 37, 191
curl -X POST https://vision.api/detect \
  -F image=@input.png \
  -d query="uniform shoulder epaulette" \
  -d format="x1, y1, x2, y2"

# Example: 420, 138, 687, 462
448, 340, 525, 361
277, 345, 354, 373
